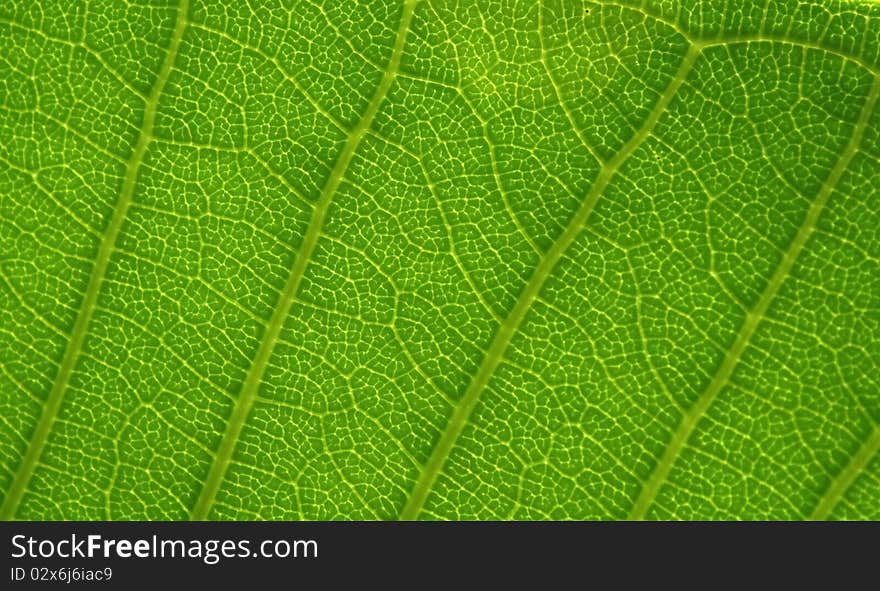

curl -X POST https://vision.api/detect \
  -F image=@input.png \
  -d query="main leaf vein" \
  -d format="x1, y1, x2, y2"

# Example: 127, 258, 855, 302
0, 0, 191, 520
188, 0, 419, 520
627, 75, 880, 520
398, 40, 702, 520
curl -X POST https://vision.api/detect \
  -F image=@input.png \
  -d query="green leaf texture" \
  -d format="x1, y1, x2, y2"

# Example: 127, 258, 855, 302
1, 0, 878, 520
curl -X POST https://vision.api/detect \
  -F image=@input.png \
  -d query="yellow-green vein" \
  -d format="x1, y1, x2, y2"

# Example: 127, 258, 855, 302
628, 75, 880, 520
810, 424, 880, 519
398, 42, 702, 520
0, 0, 190, 519
188, 0, 418, 520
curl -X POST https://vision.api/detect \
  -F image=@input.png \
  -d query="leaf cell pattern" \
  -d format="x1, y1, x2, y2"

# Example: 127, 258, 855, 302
1, 0, 878, 520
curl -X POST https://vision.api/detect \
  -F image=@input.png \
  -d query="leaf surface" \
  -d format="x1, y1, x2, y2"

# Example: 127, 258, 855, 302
1, 0, 878, 519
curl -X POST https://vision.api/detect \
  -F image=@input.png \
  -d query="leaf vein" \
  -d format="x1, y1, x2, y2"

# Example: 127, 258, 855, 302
810, 424, 880, 519
398, 41, 702, 520
0, 0, 190, 520
188, 0, 419, 520
627, 75, 880, 520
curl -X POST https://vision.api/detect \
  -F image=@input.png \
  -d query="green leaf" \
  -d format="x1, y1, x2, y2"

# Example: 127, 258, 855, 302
1, 0, 878, 520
